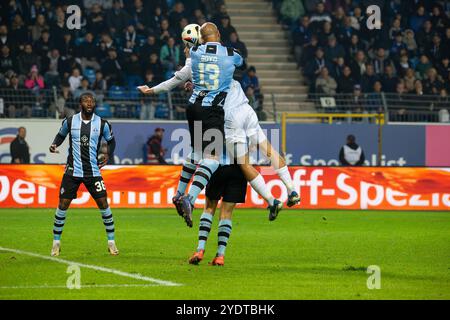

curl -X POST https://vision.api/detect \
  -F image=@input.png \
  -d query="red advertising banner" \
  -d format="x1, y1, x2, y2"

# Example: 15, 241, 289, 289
426, 125, 450, 166
0, 165, 449, 210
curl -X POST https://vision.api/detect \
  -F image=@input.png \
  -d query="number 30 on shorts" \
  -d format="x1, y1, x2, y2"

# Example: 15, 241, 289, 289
95, 181, 106, 192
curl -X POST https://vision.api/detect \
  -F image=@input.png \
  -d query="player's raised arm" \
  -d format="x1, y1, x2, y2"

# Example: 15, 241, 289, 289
49, 118, 70, 153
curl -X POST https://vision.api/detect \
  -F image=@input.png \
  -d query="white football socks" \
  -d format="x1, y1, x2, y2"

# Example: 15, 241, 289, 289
249, 174, 274, 206
275, 166, 295, 194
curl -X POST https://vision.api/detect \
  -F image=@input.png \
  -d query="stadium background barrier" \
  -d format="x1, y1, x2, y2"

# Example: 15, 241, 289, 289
1, 120, 450, 166
281, 113, 385, 164
271, 92, 450, 124
0, 88, 449, 123
0, 165, 449, 210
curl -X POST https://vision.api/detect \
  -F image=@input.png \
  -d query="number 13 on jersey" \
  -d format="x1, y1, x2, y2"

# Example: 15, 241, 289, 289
198, 63, 220, 90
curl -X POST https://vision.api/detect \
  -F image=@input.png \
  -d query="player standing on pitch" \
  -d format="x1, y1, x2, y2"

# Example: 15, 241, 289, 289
48, 92, 118, 256
188, 155, 248, 266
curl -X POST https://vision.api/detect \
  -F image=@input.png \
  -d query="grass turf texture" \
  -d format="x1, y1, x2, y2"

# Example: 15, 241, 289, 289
0, 208, 449, 300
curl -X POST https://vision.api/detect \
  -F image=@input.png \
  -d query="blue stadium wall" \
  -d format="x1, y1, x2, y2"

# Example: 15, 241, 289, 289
0, 120, 433, 166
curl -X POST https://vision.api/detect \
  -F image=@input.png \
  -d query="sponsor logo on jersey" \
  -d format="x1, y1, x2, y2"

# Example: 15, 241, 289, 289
81, 135, 89, 146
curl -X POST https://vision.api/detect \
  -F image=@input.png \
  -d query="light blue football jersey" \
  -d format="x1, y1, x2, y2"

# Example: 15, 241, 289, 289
57, 113, 113, 178
189, 42, 243, 107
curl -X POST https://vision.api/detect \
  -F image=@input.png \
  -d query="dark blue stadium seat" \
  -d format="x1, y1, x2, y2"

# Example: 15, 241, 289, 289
127, 88, 140, 100
134, 105, 141, 119
75, 37, 85, 46
113, 104, 132, 118
83, 68, 96, 85
154, 103, 169, 119
31, 104, 47, 118
108, 86, 127, 100
95, 103, 112, 118
136, 35, 146, 47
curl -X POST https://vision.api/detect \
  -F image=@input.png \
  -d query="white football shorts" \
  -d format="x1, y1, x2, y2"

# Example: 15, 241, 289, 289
224, 103, 267, 157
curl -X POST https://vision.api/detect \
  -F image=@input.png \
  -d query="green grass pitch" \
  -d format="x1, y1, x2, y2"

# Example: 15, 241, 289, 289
0, 208, 449, 300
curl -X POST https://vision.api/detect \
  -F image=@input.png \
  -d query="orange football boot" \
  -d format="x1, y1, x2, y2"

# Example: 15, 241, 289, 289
188, 250, 204, 265
209, 255, 224, 266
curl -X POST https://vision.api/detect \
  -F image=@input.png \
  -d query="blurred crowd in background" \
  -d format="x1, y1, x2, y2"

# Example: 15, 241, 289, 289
273, 0, 449, 97
0, 0, 265, 119
0, 0, 448, 122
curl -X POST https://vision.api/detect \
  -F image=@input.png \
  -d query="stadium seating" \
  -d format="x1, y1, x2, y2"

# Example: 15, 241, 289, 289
0, 1, 448, 122
108, 86, 127, 100
95, 103, 112, 118
31, 103, 46, 118
154, 103, 170, 119
83, 68, 96, 85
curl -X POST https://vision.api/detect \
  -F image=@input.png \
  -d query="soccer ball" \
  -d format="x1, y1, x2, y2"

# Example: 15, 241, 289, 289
182, 24, 200, 48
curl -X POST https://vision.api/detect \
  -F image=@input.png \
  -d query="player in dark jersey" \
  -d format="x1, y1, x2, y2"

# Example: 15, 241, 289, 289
188, 161, 248, 266
49, 92, 118, 256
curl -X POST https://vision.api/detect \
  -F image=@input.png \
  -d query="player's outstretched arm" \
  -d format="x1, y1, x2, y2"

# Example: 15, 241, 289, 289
137, 75, 186, 95
49, 118, 69, 153
137, 59, 192, 95
137, 85, 154, 95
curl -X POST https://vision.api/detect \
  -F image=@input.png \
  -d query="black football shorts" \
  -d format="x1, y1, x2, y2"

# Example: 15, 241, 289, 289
186, 99, 225, 156
206, 164, 247, 203
59, 174, 107, 200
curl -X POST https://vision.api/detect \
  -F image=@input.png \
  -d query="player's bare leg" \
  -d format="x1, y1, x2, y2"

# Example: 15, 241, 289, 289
257, 138, 300, 207
210, 202, 234, 266
189, 198, 218, 265
236, 151, 282, 221
94, 197, 119, 255
51, 198, 72, 256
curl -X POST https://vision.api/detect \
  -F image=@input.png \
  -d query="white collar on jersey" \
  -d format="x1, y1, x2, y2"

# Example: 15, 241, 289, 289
204, 42, 221, 45
79, 112, 95, 123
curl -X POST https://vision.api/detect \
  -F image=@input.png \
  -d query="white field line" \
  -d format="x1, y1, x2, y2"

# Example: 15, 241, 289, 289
0, 284, 158, 289
0, 246, 182, 287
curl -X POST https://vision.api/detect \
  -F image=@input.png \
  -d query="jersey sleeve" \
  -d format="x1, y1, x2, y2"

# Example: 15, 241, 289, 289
233, 50, 243, 67
103, 121, 114, 142
52, 118, 70, 146
152, 59, 192, 94
175, 58, 192, 81
58, 119, 70, 137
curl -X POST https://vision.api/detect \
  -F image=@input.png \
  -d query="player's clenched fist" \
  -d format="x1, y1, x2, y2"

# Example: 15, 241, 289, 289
98, 154, 109, 169
184, 81, 193, 92
49, 144, 59, 153
137, 85, 154, 95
